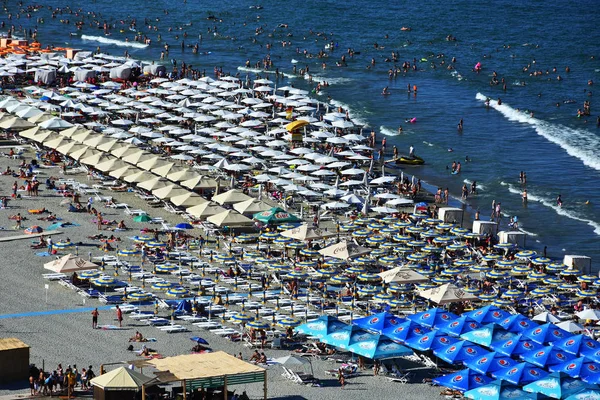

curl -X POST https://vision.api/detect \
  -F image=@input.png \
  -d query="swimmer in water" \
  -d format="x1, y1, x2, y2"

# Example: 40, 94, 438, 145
382, 86, 390, 95
556, 194, 563, 207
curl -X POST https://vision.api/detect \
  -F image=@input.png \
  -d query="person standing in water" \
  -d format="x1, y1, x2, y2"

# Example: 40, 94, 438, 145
457, 118, 463, 131
556, 194, 563, 207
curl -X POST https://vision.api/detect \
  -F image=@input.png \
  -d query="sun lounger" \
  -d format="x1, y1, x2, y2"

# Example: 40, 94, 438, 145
211, 328, 239, 337
111, 304, 138, 313
146, 317, 170, 326
129, 312, 154, 321
43, 273, 68, 280
123, 206, 147, 216
157, 324, 189, 333
193, 321, 222, 330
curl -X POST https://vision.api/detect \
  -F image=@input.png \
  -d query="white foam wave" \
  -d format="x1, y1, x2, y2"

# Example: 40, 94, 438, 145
81, 35, 149, 49
422, 141, 434, 147
236, 66, 295, 79
328, 99, 369, 127
463, 179, 486, 191
450, 70, 464, 81
303, 73, 352, 85
476, 93, 600, 171
380, 126, 399, 136
500, 181, 600, 235
518, 228, 538, 237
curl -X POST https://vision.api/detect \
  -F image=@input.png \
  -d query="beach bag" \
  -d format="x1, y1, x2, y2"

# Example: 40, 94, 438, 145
127, 345, 133, 351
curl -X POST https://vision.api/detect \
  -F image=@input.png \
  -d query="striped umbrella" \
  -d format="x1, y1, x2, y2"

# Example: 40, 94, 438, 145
481, 254, 501, 262
274, 237, 293, 245
167, 287, 190, 298
478, 293, 497, 302
247, 320, 270, 330
357, 273, 381, 282
494, 243, 517, 250
373, 293, 395, 302
453, 259, 473, 267
496, 260, 517, 269
315, 269, 336, 277
450, 227, 470, 236
147, 241, 166, 248
155, 264, 178, 273
286, 241, 305, 249
446, 243, 467, 251
546, 263, 567, 272
371, 249, 387, 257
543, 277, 564, 286
340, 223, 357, 232
380, 255, 401, 264
486, 270, 510, 279
530, 287, 552, 296
381, 227, 400, 235
576, 289, 597, 298
436, 223, 455, 230
433, 236, 454, 245
593, 279, 600, 287
323, 259, 345, 268
330, 274, 352, 284
151, 281, 174, 291
346, 266, 366, 275
277, 223, 299, 231
297, 261, 317, 269
254, 257, 275, 264
352, 229, 370, 238
267, 263, 289, 272
515, 250, 537, 259
407, 240, 427, 248
388, 283, 412, 293
299, 249, 320, 258
494, 298, 514, 307
286, 271, 309, 280
353, 256, 372, 265
532, 257, 552, 265
511, 265, 532, 276
394, 246, 413, 254
393, 221, 412, 229
422, 245, 441, 253
235, 234, 255, 243
424, 218, 443, 225
406, 226, 425, 234
420, 230, 438, 239
463, 232, 482, 239
231, 312, 255, 323
92, 276, 119, 287
79, 270, 102, 279
278, 317, 302, 327
118, 248, 141, 257
527, 271, 548, 280
243, 252, 261, 259
415, 283, 437, 291
357, 286, 380, 296
365, 235, 386, 245
502, 289, 524, 298
259, 231, 280, 241
389, 298, 412, 308
470, 264, 492, 272
127, 292, 153, 302
464, 287, 482, 295
214, 253, 236, 262
392, 234, 412, 242
367, 223, 386, 231
560, 269, 581, 276
132, 235, 153, 242
354, 217, 373, 225
53, 241, 73, 249
441, 267, 463, 276
432, 276, 453, 284
406, 252, 427, 262
578, 275, 597, 283
557, 283, 579, 291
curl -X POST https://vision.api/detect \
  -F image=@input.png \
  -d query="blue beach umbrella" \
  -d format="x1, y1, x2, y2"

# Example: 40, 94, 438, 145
465, 380, 540, 400
436, 316, 481, 337
79, 270, 102, 280
564, 389, 600, 400
155, 264, 178, 273
523, 371, 597, 399
434, 341, 468, 364
132, 235, 152, 242
231, 312, 255, 324
523, 323, 572, 345
462, 350, 499, 374
497, 314, 535, 333
433, 369, 493, 392
407, 307, 457, 328
151, 281, 174, 291
383, 321, 431, 343
278, 317, 302, 327
247, 320, 270, 330
127, 292, 153, 302
404, 330, 455, 352
294, 315, 347, 338
175, 222, 194, 230
521, 345, 577, 368
118, 248, 141, 257
166, 287, 189, 298
352, 312, 405, 334
92, 276, 119, 287
466, 305, 510, 325
492, 362, 549, 385
461, 325, 518, 348
554, 335, 600, 357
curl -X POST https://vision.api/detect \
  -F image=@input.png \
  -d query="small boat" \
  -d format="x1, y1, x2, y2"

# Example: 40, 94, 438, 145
396, 155, 424, 165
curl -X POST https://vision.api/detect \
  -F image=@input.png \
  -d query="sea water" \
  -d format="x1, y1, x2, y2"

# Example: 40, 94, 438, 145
7, 0, 600, 263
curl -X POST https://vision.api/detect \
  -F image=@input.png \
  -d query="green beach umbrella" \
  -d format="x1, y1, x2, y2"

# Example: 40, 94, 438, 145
133, 214, 152, 222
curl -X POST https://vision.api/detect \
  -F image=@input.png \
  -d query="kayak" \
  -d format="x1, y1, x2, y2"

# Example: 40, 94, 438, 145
396, 156, 425, 165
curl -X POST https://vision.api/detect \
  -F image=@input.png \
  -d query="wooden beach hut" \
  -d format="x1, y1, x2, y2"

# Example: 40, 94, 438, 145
0, 338, 30, 384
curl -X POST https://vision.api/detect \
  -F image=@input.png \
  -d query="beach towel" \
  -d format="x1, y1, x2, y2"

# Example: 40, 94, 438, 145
36, 251, 52, 257
99, 325, 126, 330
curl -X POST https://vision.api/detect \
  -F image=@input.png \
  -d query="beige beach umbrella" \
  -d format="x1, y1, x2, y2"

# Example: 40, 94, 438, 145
0, 116, 35, 130
151, 162, 176, 177
186, 202, 226, 219
418, 283, 479, 305
318, 240, 370, 260
95, 158, 127, 173
137, 176, 168, 191
280, 223, 335, 241
207, 210, 254, 227
378, 266, 429, 284
39, 117, 74, 130
71, 130, 95, 143
124, 170, 155, 184
56, 141, 87, 156
152, 184, 189, 200
58, 125, 90, 138
122, 150, 153, 165
166, 167, 196, 183
137, 156, 165, 171
211, 189, 252, 205
81, 151, 109, 166
28, 112, 54, 124
109, 165, 139, 180
89, 366, 156, 391
44, 254, 98, 273
43, 136, 69, 149
68, 146, 94, 161
30, 131, 59, 143
170, 192, 207, 207
232, 199, 271, 215
96, 138, 121, 152
18, 125, 43, 139
110, 144, 139, 158
82, 134, 110, 148
180, 175, 219, 190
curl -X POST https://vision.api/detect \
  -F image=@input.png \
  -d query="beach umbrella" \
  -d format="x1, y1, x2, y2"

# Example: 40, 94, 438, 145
132, 235, 152, 243
166, 287, 189, 298
408, 308, 458, 328
557, 321, 585, 334
151, 281, 174, 291
561, 269, 582, 276
577, 289, 598, 298
492, 361, 549, 385
79, 270, 102, 280
546, 263, 568, 272
523, 371, 597, 399
433, 369, 493, 392
356, 273, 381, 282
24, 225, 43, 234
487, 270, 510, 280
53, 241, 74, 249
532, 311, 561, 324
286, 271, 309, 280
117, 248, 141, 257
528, 271, 548, 280
498, 314, 536, 333
532, 257, 552, 265
564, 389, 600, 400
133, 214, 152, 222
278, 317, 302, 328
554, 335, 600, 357
92, 276, 119, 287
128, 292, 154, 302
231, 312, 255, 324
576, 309, 600, 321
465, 380, 540, 400
461, 325, 518, 348
502, 288, 524, 298
437, 316, 481, 337
522, 345, 577, 368
494, 298, 514, 307
466, 305, 510, 324
523, 323, 572, 344
549, 357, 600, 379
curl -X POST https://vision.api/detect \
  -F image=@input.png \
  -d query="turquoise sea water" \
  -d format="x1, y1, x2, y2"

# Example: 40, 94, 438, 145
4, 0, 600, 263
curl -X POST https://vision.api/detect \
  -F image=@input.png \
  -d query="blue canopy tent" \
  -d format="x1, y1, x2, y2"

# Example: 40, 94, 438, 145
295, 315, 347, 339
485, 356, 523, 377
437, 315, 482, 337
464, 380, 540, 400
382, 320, 432, 343
404, 330, 458, 352
523, 372, 598, 399
352, 312, 405, 334
523, 323, 572, 345
461, 324, 518, 348
346, 333, 413, 360
490, 334, 545, 357
466, 305, 510, 325
549, 357, 600, 380
434, 341, 470, 365
455, 344, 495, 365
521, 345, 577, 368
491, 361, 548, 385
407, 307, 458, 328
321, 325, 375, 351
433, 368, 494, 392
553, 335, 600, 357
498, 314, 536, 333
462, 351, 499, 375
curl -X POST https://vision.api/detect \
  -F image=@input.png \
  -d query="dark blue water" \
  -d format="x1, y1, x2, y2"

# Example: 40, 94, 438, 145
6, 0, 600, 263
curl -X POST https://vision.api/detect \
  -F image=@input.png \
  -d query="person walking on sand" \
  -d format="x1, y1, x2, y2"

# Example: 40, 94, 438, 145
13, 212, 22, 230
97, 212, 102, 231
116, 305, 123, 327
91, 308, 99, 329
